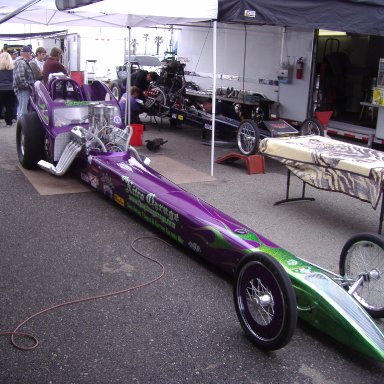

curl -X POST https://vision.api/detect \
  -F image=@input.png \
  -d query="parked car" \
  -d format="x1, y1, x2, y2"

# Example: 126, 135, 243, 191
130, 55, 162, 73
110, 60, 142, 100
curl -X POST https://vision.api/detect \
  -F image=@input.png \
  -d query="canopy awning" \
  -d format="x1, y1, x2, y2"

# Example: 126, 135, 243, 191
218, 0, 384, 36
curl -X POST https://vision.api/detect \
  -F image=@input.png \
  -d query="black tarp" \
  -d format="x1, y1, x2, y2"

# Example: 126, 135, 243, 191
218, 0, 384, 36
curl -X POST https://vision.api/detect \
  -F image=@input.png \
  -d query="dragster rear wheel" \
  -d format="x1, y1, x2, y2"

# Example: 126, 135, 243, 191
299, 117, 324, 136
16, 112, 44, 170
339, 232, 384, 318
233, 252, 297, 350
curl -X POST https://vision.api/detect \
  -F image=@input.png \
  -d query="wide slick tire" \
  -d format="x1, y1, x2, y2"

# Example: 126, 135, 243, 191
236, 119, 260, 156
16, 112, 44, 170
339, 232, 384, 318
299, 117, 324, 136
233, 252, 297, 350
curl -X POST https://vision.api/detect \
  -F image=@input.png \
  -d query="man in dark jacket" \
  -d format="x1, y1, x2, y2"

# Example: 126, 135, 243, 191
13, 45, 35, 119
131, 70, 158, 98
42, 47, 67, 84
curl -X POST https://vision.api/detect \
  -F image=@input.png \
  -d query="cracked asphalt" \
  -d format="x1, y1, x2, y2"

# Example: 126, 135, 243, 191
1, 117, 384, 383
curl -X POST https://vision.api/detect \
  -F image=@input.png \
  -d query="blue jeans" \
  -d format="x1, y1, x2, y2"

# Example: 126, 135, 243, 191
16, 90, 31, 119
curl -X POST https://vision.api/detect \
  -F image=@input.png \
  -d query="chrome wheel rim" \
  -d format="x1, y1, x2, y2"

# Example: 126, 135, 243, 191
345, 240, 384, 310
301, 121, 320, 135
237, 122, 256, 155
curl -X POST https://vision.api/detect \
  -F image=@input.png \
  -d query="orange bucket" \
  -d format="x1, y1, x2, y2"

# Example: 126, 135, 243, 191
130, 124, 144, 146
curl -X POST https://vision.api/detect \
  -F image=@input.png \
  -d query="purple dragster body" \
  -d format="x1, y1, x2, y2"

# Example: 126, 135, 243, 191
74, 149, 278, 274
16, 76, 384, 361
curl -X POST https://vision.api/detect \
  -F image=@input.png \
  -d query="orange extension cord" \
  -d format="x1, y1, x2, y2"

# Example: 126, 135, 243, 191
0, 236, 168, 351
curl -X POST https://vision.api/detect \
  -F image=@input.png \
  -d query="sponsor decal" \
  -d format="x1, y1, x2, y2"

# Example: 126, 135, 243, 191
38, 101, 46, 110
287, 259, 298, 266
295, 266, 312, 274
80, 172, 99, 188
177, 115, 184, 121
101, 173, 114, 198
244, 10, 256, 18
188, 241, 201, 254
121, 175, 181, 242
114, 194, 125, 207
270, 122, 289, 129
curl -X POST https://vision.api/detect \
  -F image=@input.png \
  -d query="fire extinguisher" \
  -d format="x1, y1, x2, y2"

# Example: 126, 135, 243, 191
296, 57, 304, 80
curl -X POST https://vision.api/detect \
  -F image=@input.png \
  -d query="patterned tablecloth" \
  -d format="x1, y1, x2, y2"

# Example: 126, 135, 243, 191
259, 136, 384, 208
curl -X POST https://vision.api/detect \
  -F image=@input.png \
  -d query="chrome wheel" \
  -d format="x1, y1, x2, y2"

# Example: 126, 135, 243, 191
233, 252, 297, 350
246, 278, 274, 325
340, 233, 384, 318
300, 117, 324, 136
236, 119, 260, 156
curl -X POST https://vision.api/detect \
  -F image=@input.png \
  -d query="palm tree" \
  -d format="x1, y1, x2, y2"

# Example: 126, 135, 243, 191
143, 33, 150, 54
131, 38, 138, 55
154, 35, 164, 55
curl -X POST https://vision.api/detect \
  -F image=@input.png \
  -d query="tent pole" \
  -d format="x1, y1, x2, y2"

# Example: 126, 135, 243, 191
125, 26, 131, 126
210, 20, 217, 177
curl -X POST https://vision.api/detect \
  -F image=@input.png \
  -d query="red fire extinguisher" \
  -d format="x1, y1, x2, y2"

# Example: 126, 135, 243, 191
296, 57, 304, 80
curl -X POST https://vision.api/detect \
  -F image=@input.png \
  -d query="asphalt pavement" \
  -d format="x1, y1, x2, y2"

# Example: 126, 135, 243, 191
1, 117, 384, 383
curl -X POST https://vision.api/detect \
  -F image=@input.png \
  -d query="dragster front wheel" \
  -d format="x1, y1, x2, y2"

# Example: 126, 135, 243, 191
236, 119, 260, 156
233, 252, 297, 350
339, 232, 384, 318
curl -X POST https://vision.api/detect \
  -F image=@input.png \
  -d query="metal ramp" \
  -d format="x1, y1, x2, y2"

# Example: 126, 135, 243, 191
326, 120, 376, 147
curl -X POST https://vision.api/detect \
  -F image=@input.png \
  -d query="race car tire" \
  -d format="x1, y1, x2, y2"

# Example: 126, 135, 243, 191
236, 119, 260, 156
16, 112, 44, 170
110, 80, 121, 100
233, 252, 297, 350
299, 117, 324, 136
339, 232, 384, 318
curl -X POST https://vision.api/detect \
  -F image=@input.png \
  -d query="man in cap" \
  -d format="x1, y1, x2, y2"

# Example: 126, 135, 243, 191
13, 45, 35, 118
9, 49, 18, 61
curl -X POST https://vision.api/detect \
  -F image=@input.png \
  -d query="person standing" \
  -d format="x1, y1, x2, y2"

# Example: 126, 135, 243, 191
9, 49, 18, 61
13, 45, 34, 119
0, 51, 17, 126
29, 47, 47, 81
43, 47, 67, 84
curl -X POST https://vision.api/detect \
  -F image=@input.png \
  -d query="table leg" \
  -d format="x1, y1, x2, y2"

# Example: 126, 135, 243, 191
379, 193, 384, 234
274, 169, 315, 206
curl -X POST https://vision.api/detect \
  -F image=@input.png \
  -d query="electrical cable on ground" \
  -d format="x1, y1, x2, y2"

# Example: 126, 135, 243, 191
0, 235, 169, 351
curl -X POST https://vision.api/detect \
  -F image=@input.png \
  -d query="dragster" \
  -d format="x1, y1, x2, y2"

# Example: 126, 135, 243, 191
16, 75, 384, 361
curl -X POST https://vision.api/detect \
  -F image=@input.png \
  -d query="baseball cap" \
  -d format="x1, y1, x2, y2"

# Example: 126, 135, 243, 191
10, 49, 18, 55
20, 45, 32, 53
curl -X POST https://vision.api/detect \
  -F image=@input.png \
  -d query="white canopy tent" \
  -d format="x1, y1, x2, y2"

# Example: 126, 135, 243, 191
0, 0, 219, 175
0, 0, 217, 28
